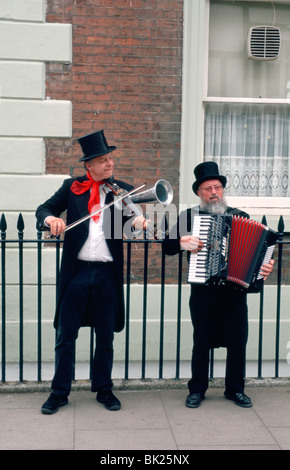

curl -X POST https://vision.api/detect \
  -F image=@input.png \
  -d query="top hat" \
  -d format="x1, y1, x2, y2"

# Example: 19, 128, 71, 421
192, 161, 227, 195
78, 130, 117, 162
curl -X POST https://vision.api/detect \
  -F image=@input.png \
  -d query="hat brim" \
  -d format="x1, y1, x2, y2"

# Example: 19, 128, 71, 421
78, 146, 117, 162
192, 175, 227, 195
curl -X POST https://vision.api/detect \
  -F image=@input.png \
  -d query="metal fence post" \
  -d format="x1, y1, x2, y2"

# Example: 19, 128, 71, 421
1, 214, 7, 382
257, 215, 267, 379
17, 214, 25, 382
159, 242, 166, 379
275, 215, 285, 378
36, 228, 43, 382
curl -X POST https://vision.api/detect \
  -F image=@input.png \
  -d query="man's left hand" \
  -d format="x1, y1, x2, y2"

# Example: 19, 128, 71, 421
132, 215, 150, 231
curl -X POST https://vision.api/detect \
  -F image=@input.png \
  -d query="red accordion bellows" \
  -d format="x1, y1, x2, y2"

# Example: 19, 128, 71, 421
187, 214, 277, 289
227, 216, 268, 288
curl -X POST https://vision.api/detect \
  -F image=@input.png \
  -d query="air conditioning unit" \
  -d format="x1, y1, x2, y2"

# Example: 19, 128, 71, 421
247, 26, 281, 61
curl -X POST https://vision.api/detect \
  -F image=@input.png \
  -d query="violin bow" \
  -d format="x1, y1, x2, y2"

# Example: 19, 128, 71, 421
48, 182, 146, 237
65, 182, 146, 232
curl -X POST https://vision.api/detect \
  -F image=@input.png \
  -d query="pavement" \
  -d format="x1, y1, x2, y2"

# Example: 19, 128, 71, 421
1, 380, 290, 451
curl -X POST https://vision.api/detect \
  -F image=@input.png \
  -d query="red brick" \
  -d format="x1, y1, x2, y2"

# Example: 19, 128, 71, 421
45, 0, 183, 202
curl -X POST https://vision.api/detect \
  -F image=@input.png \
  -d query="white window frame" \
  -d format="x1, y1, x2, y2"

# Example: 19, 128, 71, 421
180, 0, 290, 229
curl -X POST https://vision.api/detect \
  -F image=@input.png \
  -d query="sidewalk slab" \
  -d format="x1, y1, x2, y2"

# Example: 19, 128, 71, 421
0, 386, 289, 450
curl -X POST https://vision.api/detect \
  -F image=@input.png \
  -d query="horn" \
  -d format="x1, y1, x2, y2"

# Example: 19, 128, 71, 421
130, 179, 173, 205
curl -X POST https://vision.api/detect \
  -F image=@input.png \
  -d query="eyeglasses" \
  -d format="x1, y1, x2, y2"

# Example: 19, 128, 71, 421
97, 155, 114, 165
198, 184, 223, 192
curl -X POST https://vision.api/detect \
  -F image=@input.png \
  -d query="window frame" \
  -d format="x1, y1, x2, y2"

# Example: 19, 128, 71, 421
180, 0, 290, 228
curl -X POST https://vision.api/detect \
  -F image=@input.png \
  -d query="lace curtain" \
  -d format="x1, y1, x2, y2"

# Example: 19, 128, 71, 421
204, 102, 290, 197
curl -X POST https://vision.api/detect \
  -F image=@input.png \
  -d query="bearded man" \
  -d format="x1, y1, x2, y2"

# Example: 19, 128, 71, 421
164, 162, 274, 409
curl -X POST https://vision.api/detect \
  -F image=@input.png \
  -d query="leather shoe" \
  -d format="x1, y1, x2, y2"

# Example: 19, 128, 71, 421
97, 390, 121, 411
41, 392, 68, 415
224, 391, 252, 408
185, 393, 204, 408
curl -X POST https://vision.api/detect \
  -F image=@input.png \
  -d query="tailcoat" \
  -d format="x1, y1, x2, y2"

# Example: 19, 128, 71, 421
35, 175, 133, 333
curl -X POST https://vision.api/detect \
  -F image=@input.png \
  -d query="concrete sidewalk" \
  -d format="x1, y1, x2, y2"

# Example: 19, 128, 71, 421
0, 382, 290, 450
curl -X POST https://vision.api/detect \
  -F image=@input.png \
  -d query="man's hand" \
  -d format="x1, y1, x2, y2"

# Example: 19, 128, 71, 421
46, 216, 66, 236
259, 258, 275, 281
180, 235, 204, 252
132, 215, 151, 231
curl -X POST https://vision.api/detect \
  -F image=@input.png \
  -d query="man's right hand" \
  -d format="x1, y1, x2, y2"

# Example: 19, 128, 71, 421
45, 216, 66, 236
180, 235, 203, 252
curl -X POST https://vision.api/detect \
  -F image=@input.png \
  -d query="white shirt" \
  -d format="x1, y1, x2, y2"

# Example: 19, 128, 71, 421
77, 184, 113, 262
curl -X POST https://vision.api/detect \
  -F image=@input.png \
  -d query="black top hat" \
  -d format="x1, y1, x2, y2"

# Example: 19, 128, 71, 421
78, 130, 117, 162
192, 161, 227, 195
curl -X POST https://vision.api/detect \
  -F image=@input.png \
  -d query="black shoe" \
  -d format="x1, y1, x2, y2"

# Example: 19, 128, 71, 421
185, 393, 204, 409
224, 391, 252, 408
97, 390, 121, 411
41, 392, 68, 415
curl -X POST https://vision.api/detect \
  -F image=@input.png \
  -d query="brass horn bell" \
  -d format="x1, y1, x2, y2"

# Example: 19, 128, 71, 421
130, 179, 173, 205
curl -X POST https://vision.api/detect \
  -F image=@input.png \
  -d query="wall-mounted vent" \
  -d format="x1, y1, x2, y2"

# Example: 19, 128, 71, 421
247, 26, 281, 61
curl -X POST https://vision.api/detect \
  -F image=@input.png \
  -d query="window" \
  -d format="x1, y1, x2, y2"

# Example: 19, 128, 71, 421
205, 0, 290, 198
204, 102, 290, 197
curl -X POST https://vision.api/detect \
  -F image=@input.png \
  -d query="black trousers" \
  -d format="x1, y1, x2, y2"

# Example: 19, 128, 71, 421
188, 284, 248, 396
51, 262, 118, 397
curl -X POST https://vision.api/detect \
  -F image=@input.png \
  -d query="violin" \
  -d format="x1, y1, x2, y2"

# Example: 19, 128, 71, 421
104, 179, 156, 239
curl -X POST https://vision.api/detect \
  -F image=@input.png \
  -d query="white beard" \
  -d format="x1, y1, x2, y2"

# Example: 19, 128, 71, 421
200, 197, 227, 215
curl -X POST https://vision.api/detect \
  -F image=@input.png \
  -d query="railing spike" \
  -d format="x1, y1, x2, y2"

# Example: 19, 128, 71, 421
0, 213, 7, 232
17, 213, 25, 232
261, 215, 267, 226
278, 215, 285, 235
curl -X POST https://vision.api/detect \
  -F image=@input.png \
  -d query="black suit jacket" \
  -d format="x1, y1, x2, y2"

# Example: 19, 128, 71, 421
35, 175, 133, 332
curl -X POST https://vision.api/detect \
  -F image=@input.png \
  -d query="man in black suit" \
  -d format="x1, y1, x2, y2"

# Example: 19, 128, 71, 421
36, 130, 146, 414
164, 162, 274, 409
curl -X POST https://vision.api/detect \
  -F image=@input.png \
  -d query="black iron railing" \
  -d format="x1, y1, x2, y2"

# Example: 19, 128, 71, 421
0, 213, 287, 384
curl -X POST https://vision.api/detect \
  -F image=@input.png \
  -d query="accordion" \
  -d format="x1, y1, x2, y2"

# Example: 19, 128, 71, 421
188, 214, 278, 289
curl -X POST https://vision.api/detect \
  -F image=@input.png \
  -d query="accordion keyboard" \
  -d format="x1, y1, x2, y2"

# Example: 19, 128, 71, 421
187, 215, 212, 283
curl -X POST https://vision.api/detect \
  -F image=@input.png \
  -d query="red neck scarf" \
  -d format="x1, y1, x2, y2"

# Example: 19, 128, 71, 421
71, 172, 103, 222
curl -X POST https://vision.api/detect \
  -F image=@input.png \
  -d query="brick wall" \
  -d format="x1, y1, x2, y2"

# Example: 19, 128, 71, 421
45, 0, 184, 206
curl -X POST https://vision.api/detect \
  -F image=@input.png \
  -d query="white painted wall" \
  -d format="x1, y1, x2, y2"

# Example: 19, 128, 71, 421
0, 0, 72, 228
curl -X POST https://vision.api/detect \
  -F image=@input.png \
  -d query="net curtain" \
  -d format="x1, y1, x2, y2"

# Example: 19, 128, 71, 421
204, 102, 290, 197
